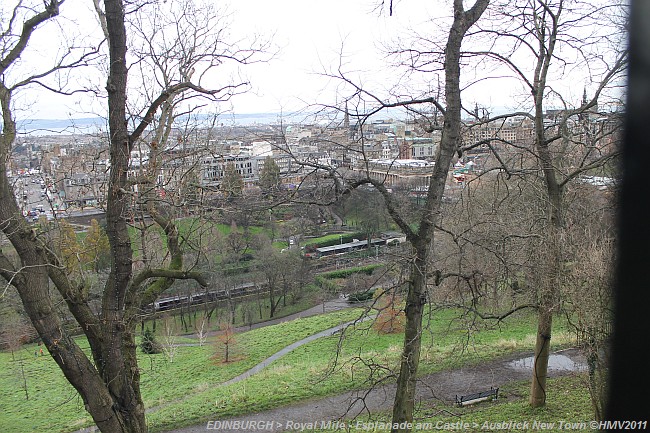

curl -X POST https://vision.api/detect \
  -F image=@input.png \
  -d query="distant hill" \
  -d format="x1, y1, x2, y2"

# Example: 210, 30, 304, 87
16, 113, 298, 135
15, 110, 416, 136
17, 118, 106, 135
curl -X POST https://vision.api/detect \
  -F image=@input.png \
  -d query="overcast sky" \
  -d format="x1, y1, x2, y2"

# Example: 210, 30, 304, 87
12, 0, 452, 120
9, 0, 621, 122
226, 0, 440, 115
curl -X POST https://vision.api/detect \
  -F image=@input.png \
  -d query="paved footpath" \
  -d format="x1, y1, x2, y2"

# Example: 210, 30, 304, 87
164, 348, 586, 433
229, 298, 356, 333
220, 316, 373, 388
71, 298, 359, 433
71, 300, 586, 433
177, 298, 355, 340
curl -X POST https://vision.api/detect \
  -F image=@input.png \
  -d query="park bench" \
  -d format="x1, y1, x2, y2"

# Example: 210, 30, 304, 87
455, 387, 499, 406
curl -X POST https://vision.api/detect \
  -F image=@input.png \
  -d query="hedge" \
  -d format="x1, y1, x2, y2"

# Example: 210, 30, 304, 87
319, 264, 381, 279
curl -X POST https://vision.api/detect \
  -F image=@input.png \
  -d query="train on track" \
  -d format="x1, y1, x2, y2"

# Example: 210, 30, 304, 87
146, 234, 406, 314
146, 282, 264, 313
304, 236, 405, 259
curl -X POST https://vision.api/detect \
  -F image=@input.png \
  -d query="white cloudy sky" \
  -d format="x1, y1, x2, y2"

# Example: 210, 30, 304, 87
226, 0, 442, 114
9, 0, 458, 120
8, 0, 621, 121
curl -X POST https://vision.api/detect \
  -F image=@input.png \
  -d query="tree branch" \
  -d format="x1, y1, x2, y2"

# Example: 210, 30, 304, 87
0, 0, 64, 76
129, 81, 248, 145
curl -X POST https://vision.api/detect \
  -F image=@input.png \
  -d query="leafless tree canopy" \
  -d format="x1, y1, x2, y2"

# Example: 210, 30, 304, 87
0, 1, 267, 432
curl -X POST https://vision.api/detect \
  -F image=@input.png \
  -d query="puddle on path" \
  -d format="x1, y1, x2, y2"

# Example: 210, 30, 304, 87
508, 354, 587, 372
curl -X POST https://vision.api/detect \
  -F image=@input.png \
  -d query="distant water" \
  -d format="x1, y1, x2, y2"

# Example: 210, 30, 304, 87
17, 118, 106, 136
15, 112, 310, 136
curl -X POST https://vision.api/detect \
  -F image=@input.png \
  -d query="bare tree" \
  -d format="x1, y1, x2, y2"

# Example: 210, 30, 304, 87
468, 0, 626, 407
0, 306, 33, 401
160, 316, 180, 363
214, 319, 237, 363
194, 312, 210, 347
369, 4, 490, 430
292, 2, 489, 430
254, 238, 287, 318
0, 1, 264, 431
372, 290, 405, 335
560, 184, 615, 420
0, 308, 31, 360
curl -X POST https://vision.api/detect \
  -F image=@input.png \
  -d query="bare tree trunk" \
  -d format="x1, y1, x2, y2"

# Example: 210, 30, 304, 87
529, 15, 563, 402
530, 306, 553, 406
0, 4, 145, 430
93, 0, 147, 430
390, 2, 489, 430
391, 250, 427, 427
269, 283, 278, 318
529, 207, 562, 407
1, 0, 250, 431
18, 359, 29, 400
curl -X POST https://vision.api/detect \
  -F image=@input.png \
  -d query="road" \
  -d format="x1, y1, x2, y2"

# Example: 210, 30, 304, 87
14, 173, 58, 216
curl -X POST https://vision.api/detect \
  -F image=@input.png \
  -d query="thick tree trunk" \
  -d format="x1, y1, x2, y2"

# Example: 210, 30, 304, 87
530, 307, 553, 406
2, 68, 145, 433
391, 251, 427, 428
530, 213, 561, 408
2, 1, 214, 431
529, 214, 562, 407
390, 2, 489, 431
94, 0, 148, 430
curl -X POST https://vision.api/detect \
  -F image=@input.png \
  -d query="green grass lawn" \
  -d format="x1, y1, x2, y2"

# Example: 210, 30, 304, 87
145, 309, 578, 432
303, 232, 367, 248
0, 307, 586, 433
0, 308, 363, 433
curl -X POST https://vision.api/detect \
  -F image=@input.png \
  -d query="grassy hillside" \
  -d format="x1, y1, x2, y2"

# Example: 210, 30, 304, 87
0, 307, 587, 433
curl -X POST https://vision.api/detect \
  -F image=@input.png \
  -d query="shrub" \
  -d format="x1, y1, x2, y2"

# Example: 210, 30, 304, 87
212, 321, 239, 363
140, 328, 162, 354
321, 264, 381, 279
347, 288, 376, 303
372, 293, 405, 334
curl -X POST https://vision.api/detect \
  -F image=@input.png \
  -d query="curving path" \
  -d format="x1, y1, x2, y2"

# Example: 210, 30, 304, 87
70, 299, 360, 433
71, 300, 587, 433
204, 297, 354, 336
220, 317, 371, 387
165, 348, 587, 433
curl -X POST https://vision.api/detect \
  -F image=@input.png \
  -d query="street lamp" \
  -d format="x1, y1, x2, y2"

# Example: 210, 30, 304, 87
339, 234, 342, 245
